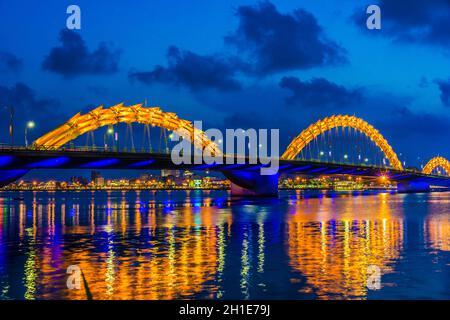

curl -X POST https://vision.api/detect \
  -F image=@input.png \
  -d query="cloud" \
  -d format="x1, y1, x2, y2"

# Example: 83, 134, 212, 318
129, 46, 242, 92
225, 1, 347, 75
378, 106, 450, 137
86, 85, 109, 97
434, 79, 450, 107
353, 0, 450, 46
42, 30, 121, 77
279, 76, 363, 108
222, 112, 267, 130
129, 2, 346, 92
419, 76, 429, 88
0, 83, 66, 143
0, 51, 22, 73
375, 105, 450, 161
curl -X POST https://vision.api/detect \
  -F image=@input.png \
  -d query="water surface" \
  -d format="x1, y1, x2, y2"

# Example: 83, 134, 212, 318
0, 190, 448, 300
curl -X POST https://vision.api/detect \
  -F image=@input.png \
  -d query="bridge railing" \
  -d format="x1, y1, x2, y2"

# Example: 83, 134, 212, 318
0, 143, 167, 153
0, 144, 28, 151
0, 143, 442, 176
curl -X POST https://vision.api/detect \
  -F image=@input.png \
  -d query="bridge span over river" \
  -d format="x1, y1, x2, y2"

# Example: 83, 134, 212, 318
1, 103, 449, 196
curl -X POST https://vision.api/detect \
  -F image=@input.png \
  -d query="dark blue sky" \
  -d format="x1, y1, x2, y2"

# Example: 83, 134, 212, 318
0, 0, 449, 178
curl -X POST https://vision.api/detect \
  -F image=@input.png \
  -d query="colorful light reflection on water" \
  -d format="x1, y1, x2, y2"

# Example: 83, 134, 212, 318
0, 190, 448, 300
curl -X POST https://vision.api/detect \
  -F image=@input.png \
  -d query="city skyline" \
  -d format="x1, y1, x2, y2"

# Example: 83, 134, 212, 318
2, 168, 392, 191
1, 1, 449, 183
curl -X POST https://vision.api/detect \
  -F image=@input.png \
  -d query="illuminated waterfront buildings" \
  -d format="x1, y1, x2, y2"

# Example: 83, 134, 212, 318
0, 170, 397, 192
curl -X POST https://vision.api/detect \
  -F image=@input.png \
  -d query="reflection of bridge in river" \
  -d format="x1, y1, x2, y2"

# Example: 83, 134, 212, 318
0, 191, 448, 299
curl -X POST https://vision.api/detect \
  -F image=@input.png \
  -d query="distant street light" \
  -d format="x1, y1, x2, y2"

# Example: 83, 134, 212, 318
25, 121, 35, 148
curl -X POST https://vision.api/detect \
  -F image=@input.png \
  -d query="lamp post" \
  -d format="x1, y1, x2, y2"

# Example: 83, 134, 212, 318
25, 121, 35, 148
105, 126, 114, 150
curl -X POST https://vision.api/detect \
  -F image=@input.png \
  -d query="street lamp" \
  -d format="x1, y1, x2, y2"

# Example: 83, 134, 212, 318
104, 126, 114, 150
25, 121, 35, 148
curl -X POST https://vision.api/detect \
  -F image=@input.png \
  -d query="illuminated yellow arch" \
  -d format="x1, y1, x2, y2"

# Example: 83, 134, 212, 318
32, 103, 220, 154
422, 156, 450, 175
281, 115, 403, 170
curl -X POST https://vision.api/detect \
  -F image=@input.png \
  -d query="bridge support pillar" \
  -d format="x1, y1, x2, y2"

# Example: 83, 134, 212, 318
0, 170, 29, 188
397, 181, 431, 193
222, 170, 279, 197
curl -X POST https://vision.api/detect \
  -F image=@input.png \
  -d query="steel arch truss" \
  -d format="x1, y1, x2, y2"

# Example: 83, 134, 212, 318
32, 103, 220, 155
281, 115, 403, 170
422, 156, 450, 175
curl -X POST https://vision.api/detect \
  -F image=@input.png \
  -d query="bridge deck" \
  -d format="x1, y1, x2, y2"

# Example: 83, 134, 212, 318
0, 149, 449, 186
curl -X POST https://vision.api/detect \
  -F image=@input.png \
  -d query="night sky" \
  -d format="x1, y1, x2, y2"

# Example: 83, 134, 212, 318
0, 0, 449, 179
